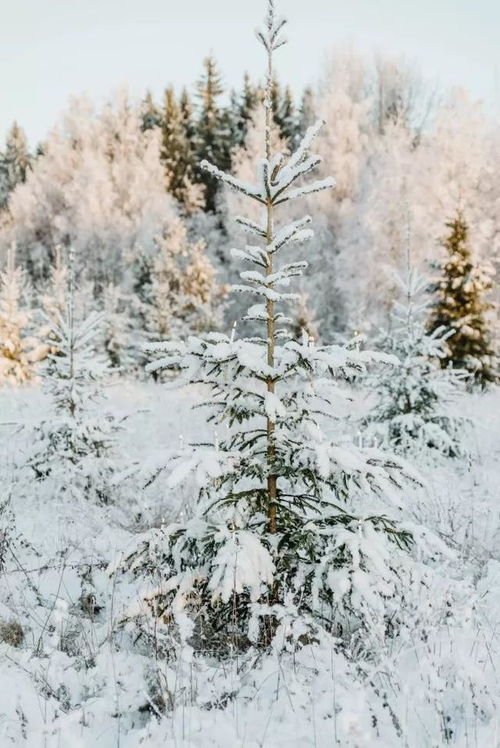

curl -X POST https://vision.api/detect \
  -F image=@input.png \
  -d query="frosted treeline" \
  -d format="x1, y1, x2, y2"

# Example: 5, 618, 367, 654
0, 44, 499, 343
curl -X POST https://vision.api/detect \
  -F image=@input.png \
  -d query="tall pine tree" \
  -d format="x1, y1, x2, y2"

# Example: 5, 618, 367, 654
195, 55, 230, 212
236, 73, 262, 146
298, 86, 316, 137
179, 87, 197, 152
427, 210, 498, 387
140, 90, 162, 132
275, 83, 297, 142
162, 87, 203, 213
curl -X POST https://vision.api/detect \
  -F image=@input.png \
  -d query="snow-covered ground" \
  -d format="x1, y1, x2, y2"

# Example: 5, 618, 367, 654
0, 380, 499, 746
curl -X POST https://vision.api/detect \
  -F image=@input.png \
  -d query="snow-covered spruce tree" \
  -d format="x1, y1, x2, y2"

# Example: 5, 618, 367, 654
427, 210, 498, 387
28, 265, 119, 503
362, 244, 467, 459
0, 244, 42, 385
122, 1, 420, 652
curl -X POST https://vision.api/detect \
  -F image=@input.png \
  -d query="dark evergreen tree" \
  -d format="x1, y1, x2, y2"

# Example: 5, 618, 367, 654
270, 77, 282, 127
195, 55, 229, 212
427, 211, 498, 387
161, 87, 203, 212
162, 87, 184, 198
140, 91, 162, 132
275, 84, 297, 142
237, 73, 261, 145
298, 86, 316, 138
0, 123, 31, 210
227, 88, 243, 148
179, 87, 197, 151
269, 79, 297, 143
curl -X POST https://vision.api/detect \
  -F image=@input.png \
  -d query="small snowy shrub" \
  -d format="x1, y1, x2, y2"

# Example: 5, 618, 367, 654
363, 256, 468, 458
27, 277, 120, 503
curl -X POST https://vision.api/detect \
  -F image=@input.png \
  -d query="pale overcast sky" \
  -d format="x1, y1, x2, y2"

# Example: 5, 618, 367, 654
1, 0, 499, 145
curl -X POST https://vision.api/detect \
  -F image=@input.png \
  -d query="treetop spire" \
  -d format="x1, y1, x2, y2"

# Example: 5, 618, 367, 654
256, 0, 287, 54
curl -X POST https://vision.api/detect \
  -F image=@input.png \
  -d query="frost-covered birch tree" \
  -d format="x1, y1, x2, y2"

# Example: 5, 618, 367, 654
123, 0, 423, 651
6, 93, 177, 285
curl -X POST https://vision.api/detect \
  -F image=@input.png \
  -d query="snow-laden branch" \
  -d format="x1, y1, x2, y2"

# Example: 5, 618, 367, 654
203, 119, 334, 208
267, 262, 308, 284
238, 264, 307, 290
268, 216, 313, 254
287, 119, 326, 172
231, 245, 268, 268
200, 160, 266, 204
233, 284, 300, 303
271, 155, 322, 199
274, 178, 336, 206
235, 216, 267, 238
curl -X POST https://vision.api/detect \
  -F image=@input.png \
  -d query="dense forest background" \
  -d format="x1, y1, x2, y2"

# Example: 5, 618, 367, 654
1, 49, 498, 368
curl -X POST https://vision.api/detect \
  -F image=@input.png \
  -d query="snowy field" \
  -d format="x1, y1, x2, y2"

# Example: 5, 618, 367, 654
1, 2, 500, 746
1, 379, 499, 747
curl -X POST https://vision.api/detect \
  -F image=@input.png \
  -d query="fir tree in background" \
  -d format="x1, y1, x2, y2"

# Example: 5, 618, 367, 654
28, 262, 119, 503
123, 0, 421, 653
273, 81, 297, 143
179, 87, 197, 155
195, 55, 230, 212
0, 244, 41, 385
362, 244, 467, 459
140, 90, 163, 132
0, 122, 31, 210
162, 87, 204, 213
297, 86, 316, 137
236, 72, 262, 146
427, 210, 498, 387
